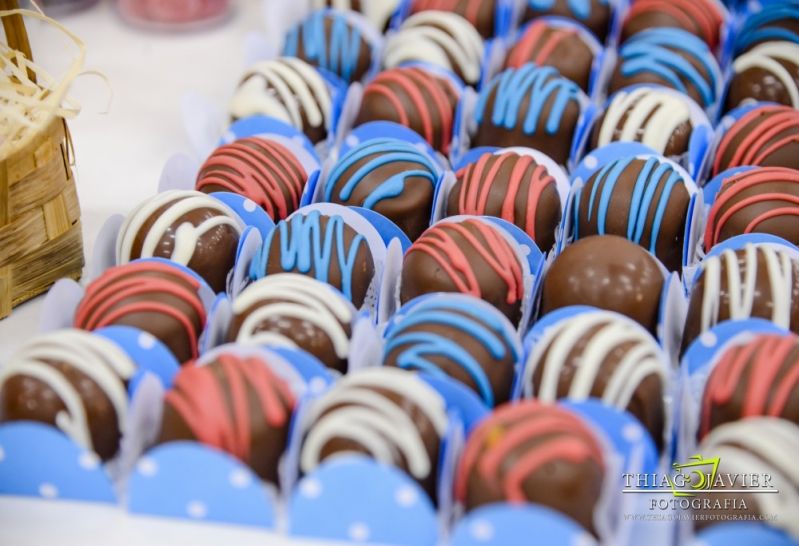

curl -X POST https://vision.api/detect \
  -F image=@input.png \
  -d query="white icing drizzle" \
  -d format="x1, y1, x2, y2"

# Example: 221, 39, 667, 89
523, 310, 667, 410
0, 329, 135, 452
383, 11, 484, 85
598, 87, 690, 154
229, 57, 331, 131
299, 368, 448, 478
733, 41, 799, 108
699, 418, 799, 538
314, 0, 400, 31
232, 273, 355, 358
698, 244, 795, 333
116, 190, 242, 266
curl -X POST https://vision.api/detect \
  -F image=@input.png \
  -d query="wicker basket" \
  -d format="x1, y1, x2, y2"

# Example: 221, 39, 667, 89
0, 0, 83, 319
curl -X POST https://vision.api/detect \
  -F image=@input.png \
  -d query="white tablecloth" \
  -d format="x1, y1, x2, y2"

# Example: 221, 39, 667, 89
0, 1, 265, 358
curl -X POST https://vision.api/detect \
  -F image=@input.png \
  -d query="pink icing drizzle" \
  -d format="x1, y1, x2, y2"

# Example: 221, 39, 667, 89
700, 335, 799, 438
196, 137, 305, 220
714, 106, 799, 175
164, 353, 296, 461
410, 218, 524, 305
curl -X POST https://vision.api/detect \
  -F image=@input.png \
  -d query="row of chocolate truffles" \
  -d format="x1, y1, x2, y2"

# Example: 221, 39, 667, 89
226, 0, 799, 156
2, 290, 799, 541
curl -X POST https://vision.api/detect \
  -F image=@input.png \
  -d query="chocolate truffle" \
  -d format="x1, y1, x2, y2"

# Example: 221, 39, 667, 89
323, 137, 439, 241
734, 4, 799, 54
590, 86, 696, 158
311, 0, 400, 31
693, 418, 799, 538
383, 11, 484, 87
74, 260, 207, 363
249, 209, 375, 308
455, 401, 605, 536
505, 19, 597, 92
400, 218, 525, 325
195, 137, 306, 222
725, 42, 799, 112
540, 235, 664, 334
229, 57, 333, 144
0, 330, 135, 461
699, 334, 799, 440
299, 367, 448, 498
621, 0, 724, 50
521, 0, 611, 42
446, 150, 562, 252
472, 65, 584, 165
283, 10, 373, 84
522, 309, 668, 450
410, 0, 498, 39
116, 190, 242, 294
682, 244, 799, 353
157, 351, 296, 484
704, 167, 799, 250
228, 273, 356, 374
712, 105, 799, 176
383, 293, 521, 407
354, 66, 458, 154
609, 28, 721, 110
572, 156, 691, 271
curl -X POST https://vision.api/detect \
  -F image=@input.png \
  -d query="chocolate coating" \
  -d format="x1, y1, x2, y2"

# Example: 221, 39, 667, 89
446, 151, 562, 252
410, 0, 498, 38
725, 42, 799, 113
589, 86, 695, 158
74, 260, 206, 364
323, 138, 439, 241
0, 330, 134, 461
704, 167, 799, 250
196, 137, 306, 222
283, 10, 373, 84
311, 0, 399, 31
384, 294, 520, 407
229, 57, 332, 144
227, 274, 355, 374
455, 401, 605, 536
250, 210, 375, 309
524, 309, 667, 451
157, 352, 296, 484
712, 105, 799, 176
699, 334, 799, 440
354, 66, 458, 154
734, 4, 799, 54
117, 190, 241, 293
693, 418, 799, 537
682, 244, 799, 354
540, 235, 664, 333
520, 0, 610, 42
621, 0, 724, 50
505, 19, 596, 92
574, 156, 690, 271
299, 368, 448, 499
608, 28, 720, 109
400, 218, 525, 325
473, 64, 583, 165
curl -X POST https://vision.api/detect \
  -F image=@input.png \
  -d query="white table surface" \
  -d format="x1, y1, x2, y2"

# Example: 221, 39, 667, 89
0, 0, 268, 359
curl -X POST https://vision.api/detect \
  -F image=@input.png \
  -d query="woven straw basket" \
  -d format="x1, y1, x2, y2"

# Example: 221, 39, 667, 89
0, 0, 83, 319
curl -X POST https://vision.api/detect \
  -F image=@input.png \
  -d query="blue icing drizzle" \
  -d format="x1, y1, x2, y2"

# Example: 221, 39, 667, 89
735, 5, 799, 52
527, 0, 608, 20
249, 210, 367, 302
283, 11, 364, 83
475, 64, 581, 137
324, 138, 438, 209
384, 298, 520, 407
576, 157, 684, 254
618, 28, 718, 107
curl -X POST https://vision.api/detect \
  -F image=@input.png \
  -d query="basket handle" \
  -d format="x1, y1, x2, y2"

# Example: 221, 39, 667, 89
1, 0, 36, 83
